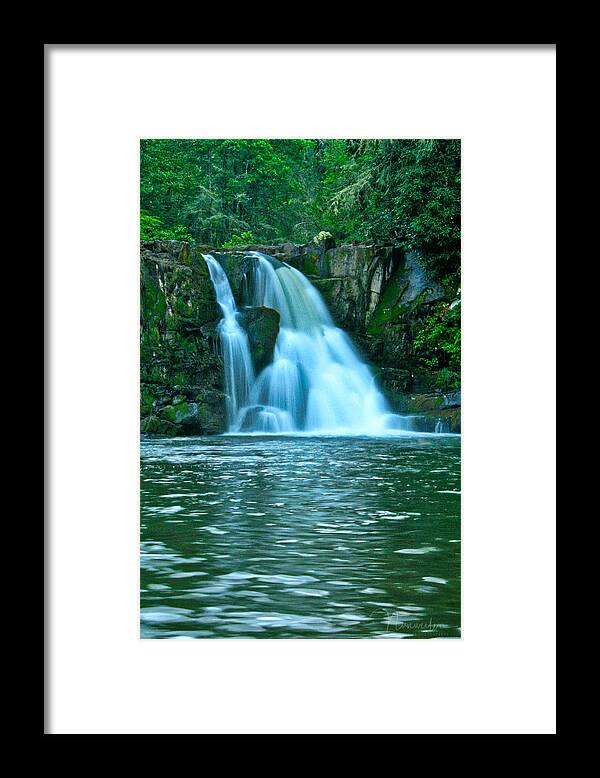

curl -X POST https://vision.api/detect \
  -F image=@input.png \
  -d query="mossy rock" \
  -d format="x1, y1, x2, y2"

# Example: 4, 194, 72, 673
239, 306, 280, 373
159, 401, 200, 426
141, 416, 178, 436
442, 390, 461, 408
178, 242, 191, 264
196, 394, 227, 435
311, 278, 337, 305
405, 393, 445, 414
312, 278, 361, 330
438, 407, 461, 433
321, 244, 374, 279
367, 263, 409, 333
140, 387, 157, 416
367, 251, 447, 335
155, 396, 226, 436
304, 254, 320, 275
376, 367, 412, 395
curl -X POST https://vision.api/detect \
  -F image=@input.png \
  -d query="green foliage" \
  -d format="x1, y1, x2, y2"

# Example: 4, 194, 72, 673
221, 230, 255, 247
140, 139, 320, 246
140, 210, 194, 242
413, 302, 461, 389
318, 139, 461, 285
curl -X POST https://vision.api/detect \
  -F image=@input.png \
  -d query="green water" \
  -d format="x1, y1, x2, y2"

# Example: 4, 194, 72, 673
141, 434, 461, 638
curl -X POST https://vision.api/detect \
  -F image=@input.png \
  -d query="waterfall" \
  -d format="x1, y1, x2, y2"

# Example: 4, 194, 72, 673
205, 251, 431, 435
204, 255, 255, 427
435, 418, 450, 434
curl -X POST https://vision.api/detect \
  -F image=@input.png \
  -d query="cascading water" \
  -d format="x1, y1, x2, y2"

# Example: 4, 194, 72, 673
435, 418, 449, 434
205, 251, 427, 435
204, 255, 255, 427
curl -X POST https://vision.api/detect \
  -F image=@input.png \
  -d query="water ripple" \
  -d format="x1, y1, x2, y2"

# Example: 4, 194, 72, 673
141, 434, 461, 638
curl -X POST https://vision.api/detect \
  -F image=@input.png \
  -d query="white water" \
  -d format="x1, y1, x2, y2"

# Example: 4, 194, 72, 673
204, 255, 255, 427
205, 251, 424, 435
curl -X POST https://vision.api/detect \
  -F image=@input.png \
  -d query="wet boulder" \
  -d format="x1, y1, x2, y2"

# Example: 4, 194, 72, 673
194, 389, 228, 435
442, 390, 461, 408
159, 401, 201, 429
239, 306, 280, 373
438, 407, 461, 433
141, 415, 178, 436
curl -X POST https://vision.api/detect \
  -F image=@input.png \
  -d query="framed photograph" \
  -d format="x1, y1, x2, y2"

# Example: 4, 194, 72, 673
46, 44, 556, 734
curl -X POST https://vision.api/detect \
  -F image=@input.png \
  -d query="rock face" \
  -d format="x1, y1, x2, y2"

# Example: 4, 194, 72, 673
140, 241, 227, 435
239, 306, 280, 373
384, 392, 461, 433
140, 239, 460, 435
442, 390, 461, 408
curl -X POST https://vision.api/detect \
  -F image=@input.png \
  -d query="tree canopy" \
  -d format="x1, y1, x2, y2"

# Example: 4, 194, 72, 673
140, 138, 460, 281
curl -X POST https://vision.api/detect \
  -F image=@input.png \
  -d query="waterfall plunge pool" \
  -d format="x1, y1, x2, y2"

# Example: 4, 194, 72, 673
141, 433, 461, 639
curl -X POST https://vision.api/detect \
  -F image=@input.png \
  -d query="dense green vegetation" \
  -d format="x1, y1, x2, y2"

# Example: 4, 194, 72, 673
140, 139, 320, 246
413, 302, 461, 391
140, 139, 460, 390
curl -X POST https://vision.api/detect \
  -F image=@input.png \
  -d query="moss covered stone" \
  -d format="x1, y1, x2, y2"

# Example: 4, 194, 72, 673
159, 401, 200, 426
140, 387, 156, 416
141, 416, 178, 436
438, 407, 461, 433
405, 394, 445, 414
239, 306, 280, 373
140, 241, 227, 435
